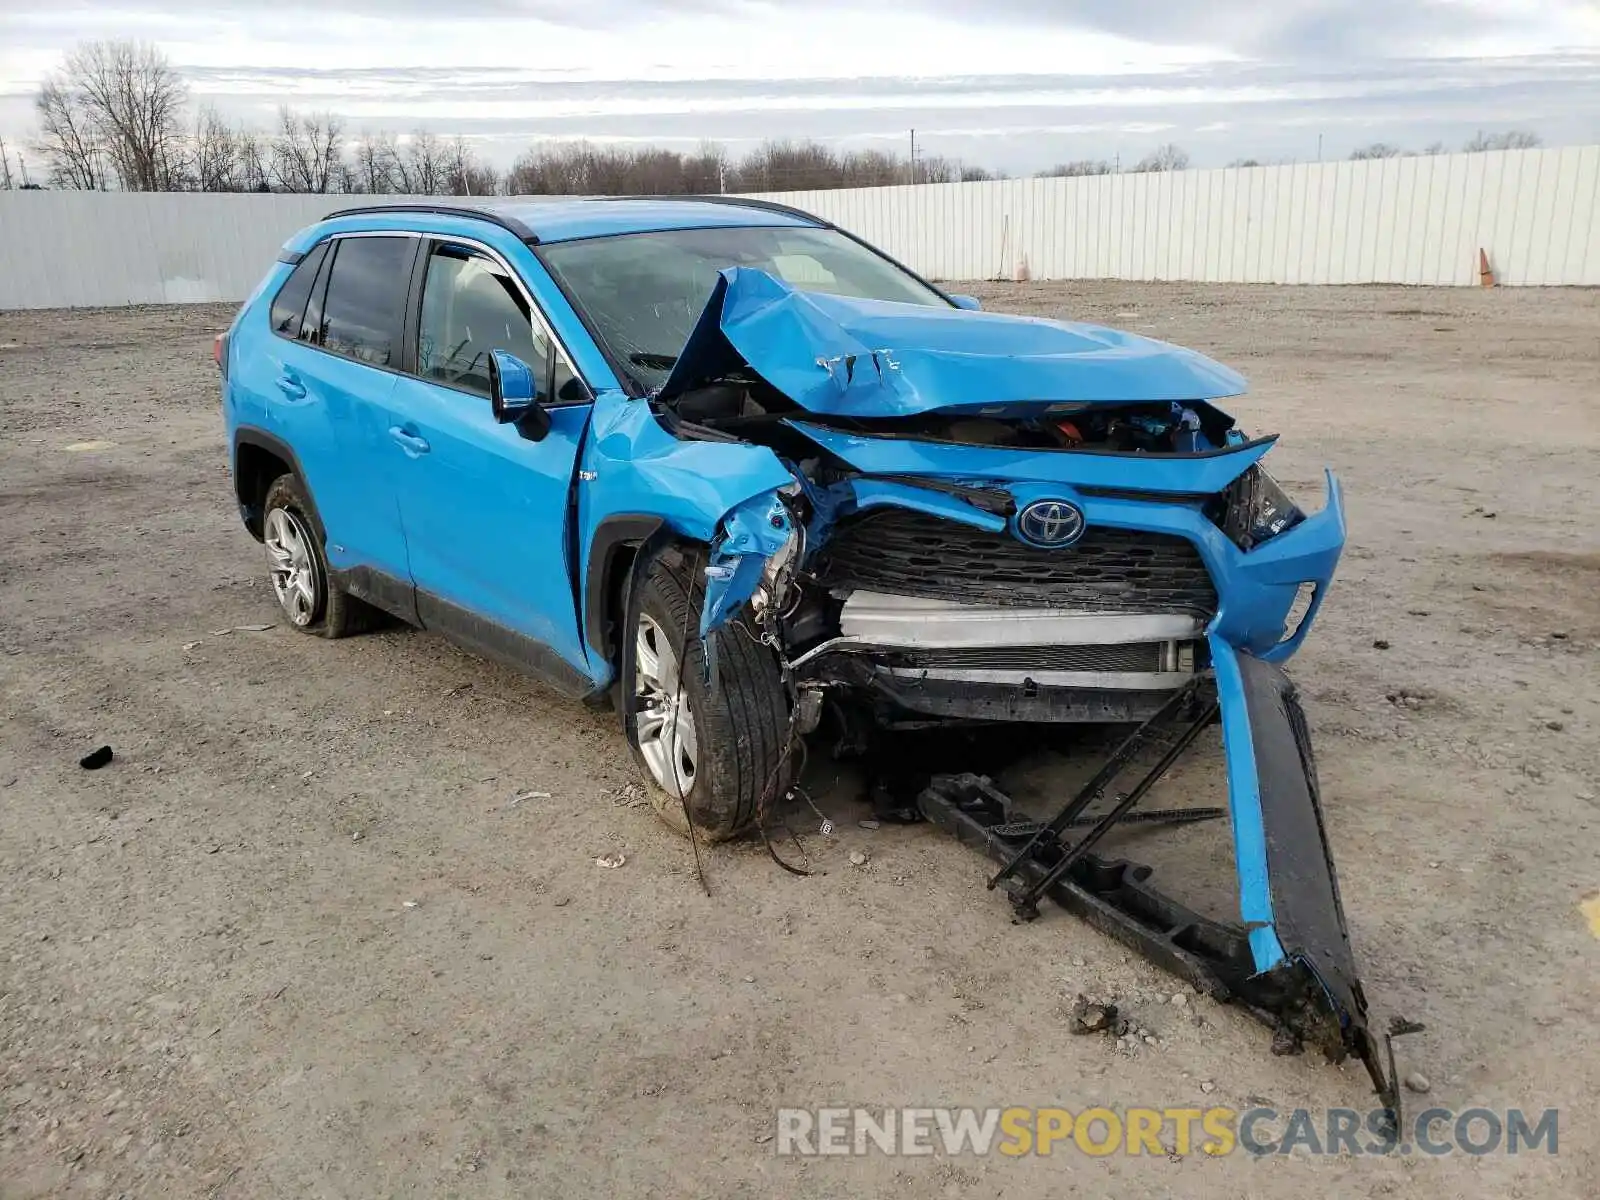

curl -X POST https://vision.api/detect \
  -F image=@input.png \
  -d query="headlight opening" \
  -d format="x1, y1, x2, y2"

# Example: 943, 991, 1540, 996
1219, 465, 1307, 550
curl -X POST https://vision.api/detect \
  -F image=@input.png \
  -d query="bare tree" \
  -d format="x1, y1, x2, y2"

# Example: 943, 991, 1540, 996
351, 130, 398, 194
36, 41, 189, 190
0, 135, 16, 189
833, 148, 897, 187
1131, 144, 1190, 172
730, 140, 845, 192
506, 142, 582, 194
465, 161, 501, 196
1349, 142, 1405, 160
379, 136, 412, 193
502, 136, 1000, 197
1037, 160, 1112, 178
444, 134, 499, 196
444, 136, 470, 194
332, 159, 360, 195
272, 107, 344, 193
313, 113, 346, 192
191, 104, 243, 191
1227, 158, 1262, 168
33, 78, 105, 189
1463, 129, 1541, 152
1422, 142, 1449, 156
236, 128, 271, 192
396, 130, 447, 194
682, 141, 727, 193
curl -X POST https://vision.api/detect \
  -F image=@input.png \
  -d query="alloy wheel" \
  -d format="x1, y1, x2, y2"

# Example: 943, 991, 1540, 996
634, 613, 699, 798
264, 507, 319, 627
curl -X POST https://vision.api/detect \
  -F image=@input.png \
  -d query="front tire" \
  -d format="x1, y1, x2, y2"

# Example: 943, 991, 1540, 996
260, 474, 374, 639
625, 550, 791, 842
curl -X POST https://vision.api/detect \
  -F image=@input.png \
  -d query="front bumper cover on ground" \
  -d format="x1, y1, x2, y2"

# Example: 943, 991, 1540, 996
918, 640, 1410, 1107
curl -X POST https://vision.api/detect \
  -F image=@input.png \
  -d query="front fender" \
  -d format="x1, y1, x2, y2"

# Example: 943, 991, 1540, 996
577, 391, 798, 680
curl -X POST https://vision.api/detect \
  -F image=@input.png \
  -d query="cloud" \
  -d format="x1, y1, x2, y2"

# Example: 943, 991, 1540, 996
872, 0, 1517, 56
154, 54, 1600, 169
10, 0, 1585, 62
1, 1, 1595, 173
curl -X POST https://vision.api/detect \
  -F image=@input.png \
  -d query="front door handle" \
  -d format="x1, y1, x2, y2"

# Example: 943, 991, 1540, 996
388, 426, 431, 457
276, 372, 307, 400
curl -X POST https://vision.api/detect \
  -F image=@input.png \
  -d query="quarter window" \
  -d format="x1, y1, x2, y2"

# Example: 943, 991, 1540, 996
417, 244, 582, 402
301, 245, 333, 348
268, 242, 329, 340
316, 236, 414, 368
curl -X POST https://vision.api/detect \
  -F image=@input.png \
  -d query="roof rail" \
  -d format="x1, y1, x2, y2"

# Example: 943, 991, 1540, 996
607, 194, 829, 227
321, 203, 541, 243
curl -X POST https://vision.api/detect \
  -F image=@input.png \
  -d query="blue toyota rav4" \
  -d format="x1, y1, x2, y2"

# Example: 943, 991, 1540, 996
223, 198, 1397, 1097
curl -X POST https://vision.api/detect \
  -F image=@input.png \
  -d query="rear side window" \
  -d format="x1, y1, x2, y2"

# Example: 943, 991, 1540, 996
269, 242, 329, 339
316, 236, 414, 368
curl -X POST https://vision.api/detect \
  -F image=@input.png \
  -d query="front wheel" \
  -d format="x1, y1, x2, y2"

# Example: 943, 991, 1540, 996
625, 551, 791, 842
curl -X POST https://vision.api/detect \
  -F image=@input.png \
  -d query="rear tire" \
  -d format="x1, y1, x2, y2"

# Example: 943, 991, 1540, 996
625, 549, 791, 842
261, 474, 377, 639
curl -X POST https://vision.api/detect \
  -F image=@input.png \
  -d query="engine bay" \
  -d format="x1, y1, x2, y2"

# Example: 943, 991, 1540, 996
667, 373, 1243, 455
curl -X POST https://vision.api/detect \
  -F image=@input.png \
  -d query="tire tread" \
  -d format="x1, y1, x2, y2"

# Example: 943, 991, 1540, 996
632, 549, 790, 841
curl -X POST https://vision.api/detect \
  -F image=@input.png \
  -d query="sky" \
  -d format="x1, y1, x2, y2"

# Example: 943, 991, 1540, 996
1, 0, 1598, 175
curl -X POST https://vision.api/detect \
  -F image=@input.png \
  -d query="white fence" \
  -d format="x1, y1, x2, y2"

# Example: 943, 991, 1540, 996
0, 146, 1596, 309
0, 193, 399, 310
762, 146, 1600, 288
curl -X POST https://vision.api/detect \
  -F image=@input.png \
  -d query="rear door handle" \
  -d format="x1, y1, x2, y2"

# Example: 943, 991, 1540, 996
388, 426, 431, 456
275, 372, 306, 400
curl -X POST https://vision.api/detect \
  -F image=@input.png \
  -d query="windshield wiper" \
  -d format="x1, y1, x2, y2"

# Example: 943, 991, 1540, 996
629, 352, 678, 369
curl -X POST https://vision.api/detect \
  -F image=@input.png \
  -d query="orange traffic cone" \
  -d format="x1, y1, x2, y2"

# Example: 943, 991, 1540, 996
1479, 248, 1495, 287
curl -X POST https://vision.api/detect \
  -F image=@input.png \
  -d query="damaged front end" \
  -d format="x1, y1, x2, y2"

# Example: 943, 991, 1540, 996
616, 266, 1409, 1106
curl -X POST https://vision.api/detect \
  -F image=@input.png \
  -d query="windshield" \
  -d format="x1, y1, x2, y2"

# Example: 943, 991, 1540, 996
539, 225, 948, 391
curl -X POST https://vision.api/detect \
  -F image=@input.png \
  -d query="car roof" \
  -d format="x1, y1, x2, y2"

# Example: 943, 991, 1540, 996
321, 196, 826, 244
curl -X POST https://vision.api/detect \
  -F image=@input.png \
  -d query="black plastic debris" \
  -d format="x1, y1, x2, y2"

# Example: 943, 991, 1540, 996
916, 662, 1424, 1120
78, 746, 113, 770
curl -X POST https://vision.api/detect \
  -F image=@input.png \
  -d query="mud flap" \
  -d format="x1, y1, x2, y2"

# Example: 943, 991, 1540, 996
1210, 634, 1384, 1091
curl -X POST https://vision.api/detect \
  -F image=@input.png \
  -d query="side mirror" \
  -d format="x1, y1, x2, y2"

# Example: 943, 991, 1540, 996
488, 348, 551, 441
948, 293, 983, 311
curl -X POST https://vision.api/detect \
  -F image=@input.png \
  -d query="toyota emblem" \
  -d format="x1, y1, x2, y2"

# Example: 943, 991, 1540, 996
1015, 499, 1087, 548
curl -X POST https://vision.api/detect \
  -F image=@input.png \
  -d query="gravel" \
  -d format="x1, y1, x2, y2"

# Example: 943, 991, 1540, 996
3, 284, 1597, 1198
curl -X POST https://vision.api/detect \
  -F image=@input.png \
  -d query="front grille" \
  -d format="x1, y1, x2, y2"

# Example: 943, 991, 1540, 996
813, 509, 1217, 617
885, 643, 1168, 672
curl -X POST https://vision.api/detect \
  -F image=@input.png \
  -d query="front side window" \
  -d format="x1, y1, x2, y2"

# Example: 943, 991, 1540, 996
269, 241, 329, 340
417, 244, 581, 402
539, 225, 948, 392
316, 236, 414, 368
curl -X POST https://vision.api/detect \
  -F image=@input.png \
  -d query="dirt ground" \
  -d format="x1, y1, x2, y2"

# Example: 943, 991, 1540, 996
2, 282, 1597, 1198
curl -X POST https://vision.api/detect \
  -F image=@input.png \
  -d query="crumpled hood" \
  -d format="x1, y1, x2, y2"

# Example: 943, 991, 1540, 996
657, 266, 1248, 417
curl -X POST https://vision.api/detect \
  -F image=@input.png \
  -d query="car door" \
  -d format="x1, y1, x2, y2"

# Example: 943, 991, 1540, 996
386, 238, 596, 690
269, 233, 417, 590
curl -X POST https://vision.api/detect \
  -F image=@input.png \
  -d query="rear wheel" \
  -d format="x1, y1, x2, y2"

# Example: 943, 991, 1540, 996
626, 551, 791, 842
261, 474, 375, 638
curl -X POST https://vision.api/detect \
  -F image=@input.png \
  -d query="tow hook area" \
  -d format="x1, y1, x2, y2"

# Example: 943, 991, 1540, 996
918, 664, 1422, 1119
